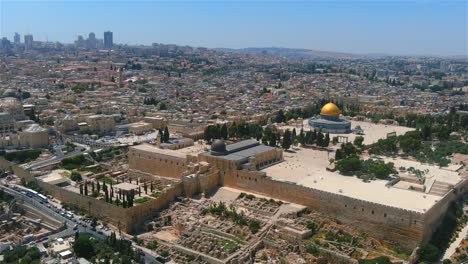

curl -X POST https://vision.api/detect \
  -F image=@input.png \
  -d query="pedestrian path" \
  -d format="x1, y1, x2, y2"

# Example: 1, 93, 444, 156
441, 223, 468, 261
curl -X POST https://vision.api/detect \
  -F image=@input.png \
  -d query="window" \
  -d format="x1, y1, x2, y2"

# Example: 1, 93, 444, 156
371, 210, 374, 215
344, 204, 347, 208
384, 213, 387, 218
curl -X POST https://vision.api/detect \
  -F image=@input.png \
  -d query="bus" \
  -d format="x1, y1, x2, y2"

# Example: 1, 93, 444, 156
14, 185, 47, 203
37, 193, 48, 203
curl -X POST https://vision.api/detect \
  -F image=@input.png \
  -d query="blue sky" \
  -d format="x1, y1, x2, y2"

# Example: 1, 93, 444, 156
1, 0, 466, 56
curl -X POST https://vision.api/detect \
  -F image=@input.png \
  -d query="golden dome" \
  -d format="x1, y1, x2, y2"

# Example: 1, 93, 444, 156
320, 102, 340, 117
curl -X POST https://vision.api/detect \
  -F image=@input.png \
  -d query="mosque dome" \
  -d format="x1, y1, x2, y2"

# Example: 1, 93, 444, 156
211, 139, 227, 154
320, 102, 340, 117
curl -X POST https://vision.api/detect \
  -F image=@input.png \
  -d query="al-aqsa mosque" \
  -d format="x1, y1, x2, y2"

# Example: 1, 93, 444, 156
308, 102, 351, 133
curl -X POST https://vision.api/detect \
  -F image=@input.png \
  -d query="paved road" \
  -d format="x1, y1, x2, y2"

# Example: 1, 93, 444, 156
24, 147, 87, 170
0, 184, 162, 263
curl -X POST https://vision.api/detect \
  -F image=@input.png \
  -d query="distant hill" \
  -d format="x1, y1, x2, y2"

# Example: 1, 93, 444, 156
216, 47, 365, 60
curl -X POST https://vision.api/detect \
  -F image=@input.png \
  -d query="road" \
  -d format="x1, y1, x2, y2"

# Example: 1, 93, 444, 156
0, 183, 162, 263
24, 143, 89, 170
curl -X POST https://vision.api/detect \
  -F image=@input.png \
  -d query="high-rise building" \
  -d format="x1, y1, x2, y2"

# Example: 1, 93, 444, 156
75, 35, 85, 48
104, 31, 113, 49
1, 37, 12, 50
14, 33, 20, 44
87, 32, 96, 49
24, 34, 33, 50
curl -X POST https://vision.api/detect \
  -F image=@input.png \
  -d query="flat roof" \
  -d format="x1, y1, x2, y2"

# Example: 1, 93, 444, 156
262, 148, 453, 213
225, 139, 259, 153
131, 143, 187, 159
201, 143, 276, 162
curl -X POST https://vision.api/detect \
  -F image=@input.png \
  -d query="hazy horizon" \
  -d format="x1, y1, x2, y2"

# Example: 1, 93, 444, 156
1, 0, 466, 56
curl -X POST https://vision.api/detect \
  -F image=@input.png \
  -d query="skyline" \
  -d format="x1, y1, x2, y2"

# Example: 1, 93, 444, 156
0, 0, 467, 56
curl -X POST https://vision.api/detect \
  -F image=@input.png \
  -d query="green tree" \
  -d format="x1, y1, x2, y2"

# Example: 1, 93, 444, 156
275, 110, 286, 123
353, 136, 364, 148
70, 171, 82, 182
163, 127, 170, 142
281, 129, 292, 150
336, 156, 362, 174
323, 132, 330, 147
299, 128, 305, 145
228, 122, 238, 139
159, 102, 167, 110
84, 182, 88, 196
73, 235, 95, 259
335, 149, 343, 160
418, 243, 440, 263
316, 131, 324, 147
221, 123, 228, 139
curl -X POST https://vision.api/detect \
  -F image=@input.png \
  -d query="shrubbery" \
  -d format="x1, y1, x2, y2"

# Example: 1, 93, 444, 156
61, 155, 93, 170
335, 157, 396, 180
70, 171, 82, 182
1, 149, 42, 164
3, 245, 40, 264
418, 202, 467, 263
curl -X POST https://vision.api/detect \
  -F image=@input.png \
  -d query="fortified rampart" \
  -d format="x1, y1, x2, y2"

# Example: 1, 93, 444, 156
221, 168, 468, 250
0, 158, 182, 233
128, 145, 187, 179
3, 148, 467, 251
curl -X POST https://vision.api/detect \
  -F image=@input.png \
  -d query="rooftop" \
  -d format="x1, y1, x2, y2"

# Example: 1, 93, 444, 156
131, 143, 187, 159
261, 148, 457, 213
201, 139, 276, 162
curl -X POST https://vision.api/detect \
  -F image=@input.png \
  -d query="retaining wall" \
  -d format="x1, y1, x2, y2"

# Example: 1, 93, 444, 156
223, 169, 427, 250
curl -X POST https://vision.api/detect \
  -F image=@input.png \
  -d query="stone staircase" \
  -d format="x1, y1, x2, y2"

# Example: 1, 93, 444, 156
429, 181, 451, 196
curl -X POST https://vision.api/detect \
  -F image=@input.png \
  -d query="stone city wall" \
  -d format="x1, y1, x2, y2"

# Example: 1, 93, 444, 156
198, 170, 220, 195
128, 147, 187, 179
125, 182, 183, 233
223, 169, 426, 250
422, 177, 468, 241
0, 158, 182, 233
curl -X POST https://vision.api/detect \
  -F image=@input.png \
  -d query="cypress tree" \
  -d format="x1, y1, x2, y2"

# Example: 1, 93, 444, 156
164, 126, 170, 142
221, 123, 228, 139
282, 129, 292, 150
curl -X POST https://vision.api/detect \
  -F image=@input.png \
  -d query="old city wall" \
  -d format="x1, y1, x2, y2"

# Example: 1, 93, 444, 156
128, 148, 186, 179
423, 177, 468, 240
125, 182, 183, 233
198, 170, 220, 195
0, 158, 182, 233
181, 169, 220, 198
223, 169, 426, 250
